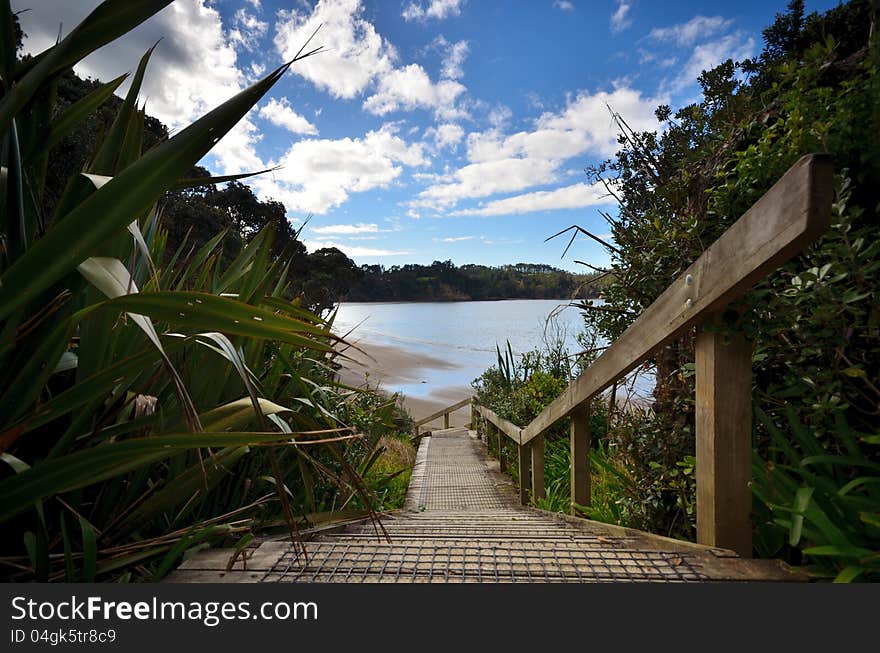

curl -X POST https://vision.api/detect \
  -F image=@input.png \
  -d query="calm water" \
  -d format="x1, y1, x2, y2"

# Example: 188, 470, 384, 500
333, 299, 592, 398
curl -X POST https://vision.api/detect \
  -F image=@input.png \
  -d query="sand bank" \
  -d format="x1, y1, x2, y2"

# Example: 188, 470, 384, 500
336, 340, 473, 429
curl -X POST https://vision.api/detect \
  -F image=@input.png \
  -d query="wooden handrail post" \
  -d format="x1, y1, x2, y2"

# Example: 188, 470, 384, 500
695, 318, 753, 557
570, 404, 591, 515
471, 404, 479, 437
518, 444, 531, 505
496, 425, 506, 472
531, 435, 545, 501
443, 412, 450, 429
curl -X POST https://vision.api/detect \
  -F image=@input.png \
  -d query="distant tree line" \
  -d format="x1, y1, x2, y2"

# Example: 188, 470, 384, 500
346, 260, 604, 302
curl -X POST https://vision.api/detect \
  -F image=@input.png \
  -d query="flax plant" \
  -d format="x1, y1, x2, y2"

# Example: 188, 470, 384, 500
0, 0, 393, 582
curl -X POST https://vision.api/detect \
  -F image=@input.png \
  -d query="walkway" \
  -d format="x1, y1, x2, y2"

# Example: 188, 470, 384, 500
168, 428, 801, 583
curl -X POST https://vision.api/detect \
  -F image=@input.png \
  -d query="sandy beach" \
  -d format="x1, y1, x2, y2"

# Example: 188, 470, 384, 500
336, 340, 474, 430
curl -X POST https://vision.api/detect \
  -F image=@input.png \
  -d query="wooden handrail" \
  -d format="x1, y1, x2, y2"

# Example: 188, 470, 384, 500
413, 396, 472, 436
413, 396, 472, 428
521, 154, 833, 445
471, 154, 834, 556
474, 403, 522, 444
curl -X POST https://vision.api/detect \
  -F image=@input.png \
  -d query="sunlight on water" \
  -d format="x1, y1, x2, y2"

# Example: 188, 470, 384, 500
334, 299, 596, 397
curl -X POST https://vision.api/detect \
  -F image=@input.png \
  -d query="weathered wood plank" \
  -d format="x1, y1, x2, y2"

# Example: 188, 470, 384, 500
696, 319, 753, 557
518, 444, 530, 505
475, 404, 523, 444
570, 404, 591, 514
531, 435, 545, 501
497, 425, 506, 473
413, 396, 473, 427
520, 154, 833, 444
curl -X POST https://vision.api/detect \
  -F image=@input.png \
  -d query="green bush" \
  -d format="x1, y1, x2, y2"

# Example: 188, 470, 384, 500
0, 0, 391, 582
566, 0, 878, 575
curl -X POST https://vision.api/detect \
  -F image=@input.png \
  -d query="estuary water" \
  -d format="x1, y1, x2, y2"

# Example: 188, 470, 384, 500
333, 299, 592, 398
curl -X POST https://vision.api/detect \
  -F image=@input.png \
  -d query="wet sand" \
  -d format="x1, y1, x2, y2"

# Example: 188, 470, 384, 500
336, 340, 473, 429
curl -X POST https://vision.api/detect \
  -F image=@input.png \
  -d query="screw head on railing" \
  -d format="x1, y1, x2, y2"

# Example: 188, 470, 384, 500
686, 274, 694, 286
686, 298, 693, 309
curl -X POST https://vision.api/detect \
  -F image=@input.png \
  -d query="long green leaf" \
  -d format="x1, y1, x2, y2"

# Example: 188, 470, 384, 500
0, 61, 291, 320
89, 45, 155, 174
45, 74, 128, 152
0, 431, 297, 523
0, 1, 174, 138
84, 291, 337, 351
114, 446, 249, 535
79, 517, 97, 582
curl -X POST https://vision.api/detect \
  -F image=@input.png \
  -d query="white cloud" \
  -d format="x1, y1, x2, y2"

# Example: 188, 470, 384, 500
610, 1, 632, 33
274, 0, 397, 100
488, 104, 513, 128
402, 0, 465, 22
253, 124, 427, 214
441, 40, 469, 80
275, 2, 468, 120
649, 16, 733, 47
303, 240, 410, 257
425, 123, 465, 149
259, 97, 318, 135
452, 182, 610, 217
554, 1, 575, 11
228, 8, 268, 52
669, 33, 755, 92
435, 235, 475, 242
534, 86, 662, 157
14, 0, 269, 177
415, 84, 662, 214
311, 223, 379, 235
363, 64, 466, 118
415, 158, 560, 209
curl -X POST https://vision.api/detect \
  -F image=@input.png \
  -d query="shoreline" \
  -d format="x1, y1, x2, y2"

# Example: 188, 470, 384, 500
336, 339, 473, 429
337, 296, 601, 305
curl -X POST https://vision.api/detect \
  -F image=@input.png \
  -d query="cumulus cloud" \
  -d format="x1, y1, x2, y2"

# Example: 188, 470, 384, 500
610, 1, 632, 33
452, 182, 609, 216
259, 98, 318, 135
275, 1, 468, 120
253, 124, 427, 214
414, 158, 560, 210
425, 123, 465, 149
311, 223, 379, 235
363, 64, 466, 118
441, 39, 469, 80
402, 0, 465, 22
669, 33, 755, 92
13, 0, 268, 176
649, 15, 734, 47
554, 1, 575, 11
228, 7, 268, 52
414, 85, 662, 213
274, 0, 397, 100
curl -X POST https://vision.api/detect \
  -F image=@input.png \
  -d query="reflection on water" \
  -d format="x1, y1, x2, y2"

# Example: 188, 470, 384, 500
333, 299, 595, 398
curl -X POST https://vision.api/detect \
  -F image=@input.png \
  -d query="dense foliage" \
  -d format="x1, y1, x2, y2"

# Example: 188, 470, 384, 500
573, 0, 878, 579
0, 1, 412, 582
348, 260, 604, 302
44, 66, 362, 316
474, 1, 878, 581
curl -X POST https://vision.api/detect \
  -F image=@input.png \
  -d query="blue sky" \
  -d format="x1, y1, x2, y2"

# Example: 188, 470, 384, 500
17, 0, 839, 271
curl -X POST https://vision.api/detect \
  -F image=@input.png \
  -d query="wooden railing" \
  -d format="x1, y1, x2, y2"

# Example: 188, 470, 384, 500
471, 154, 833, 557
412, 396, 473, 437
